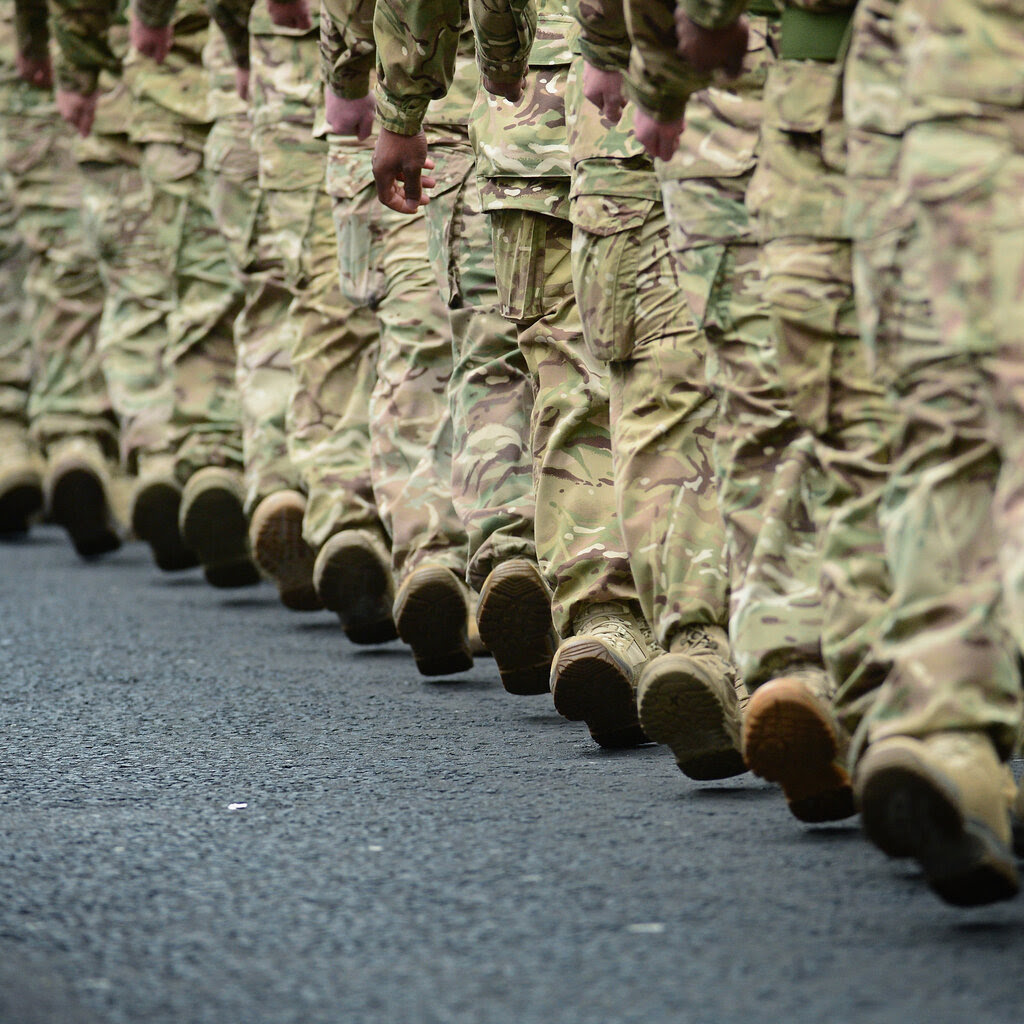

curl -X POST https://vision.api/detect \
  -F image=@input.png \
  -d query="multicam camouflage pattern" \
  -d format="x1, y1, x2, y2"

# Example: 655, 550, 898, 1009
493, 209, 637, 635
0, 13, 118, 465
325, 0, 536, 586
48, 0, 246, 483
145, 140, 245, 482
248, 4, 326, 192
204, 26, 303, 513
575, 197, 730, 648
850, 0, 1024, 758
566, 53, 728, 649
237, 13, 380, 550
327, 141, 467, 580
84, 158, 175, 476
424, 143, 538, 590
0, 14, 35, 469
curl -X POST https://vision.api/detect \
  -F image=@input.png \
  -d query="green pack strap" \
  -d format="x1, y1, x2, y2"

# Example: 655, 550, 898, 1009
780, 6, 854, 61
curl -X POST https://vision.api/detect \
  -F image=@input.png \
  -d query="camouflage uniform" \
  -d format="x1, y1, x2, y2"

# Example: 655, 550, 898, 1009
566, 35, 729, 656
201, 19, 304, 514
846, 0, 1024, 757
321, 7, 467, 582
213, 0, 379, 553
376, 0, 645, 637
637, 0, 894, 724
0, 7, 38, 494
0, 5, 119, 471
622, 4, 826, 691
325, 0, 532, 590
52, 0, 245, 483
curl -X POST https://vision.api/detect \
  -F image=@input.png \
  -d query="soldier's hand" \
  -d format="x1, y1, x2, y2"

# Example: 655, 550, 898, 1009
675, 12, 748, 77
582, 62, 625, 124
267, 0, 312, 30
56, 89, 98, 138
130, 15, 174, 63
633, 109, 684, 162
325, 87, 375, 141
481, 72, 526, 103
235, 67, 250, 101
372, 128, 436, 214
16, 53, 53, 90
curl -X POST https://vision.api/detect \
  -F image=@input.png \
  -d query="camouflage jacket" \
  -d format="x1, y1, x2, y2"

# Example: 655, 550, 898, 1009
50, 0, 212, 136
322, 0, 477, 128
1, 1, 53, 116
47, 0, 123, 94
207, 0, 252, 67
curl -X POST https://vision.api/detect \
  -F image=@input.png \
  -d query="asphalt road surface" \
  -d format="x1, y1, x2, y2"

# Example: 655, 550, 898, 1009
3, 528, 1024, 1024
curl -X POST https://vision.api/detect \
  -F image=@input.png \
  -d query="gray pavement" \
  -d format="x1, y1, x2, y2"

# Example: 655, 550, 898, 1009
2, 527, 1024, 1024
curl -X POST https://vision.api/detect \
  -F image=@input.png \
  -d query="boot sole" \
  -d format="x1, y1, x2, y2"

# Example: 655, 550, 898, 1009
394, 566, 472, 677
132, 481, 198, 572
743, 685, 855, 823
638, 663, 746, 780
552, 640, 646, 748
50, 467, 121, 559
252, 502, 322, 612
859, 756, 1020, 907
0, 479, 43, 535
181, 484, 259, 589
476, 562, 555, 696
316, 537, 397, 645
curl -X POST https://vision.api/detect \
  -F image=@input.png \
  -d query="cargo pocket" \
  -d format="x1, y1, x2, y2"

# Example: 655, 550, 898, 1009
570, 194, 653, 362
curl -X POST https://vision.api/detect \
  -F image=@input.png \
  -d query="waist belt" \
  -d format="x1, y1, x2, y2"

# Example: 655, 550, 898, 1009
780, 6, 854, 61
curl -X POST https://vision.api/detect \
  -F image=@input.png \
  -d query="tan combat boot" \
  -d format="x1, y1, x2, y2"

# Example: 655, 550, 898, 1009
179, 466, 260, 588
393, 563, 473, 677
856, 731, 1019, 907
475, 558, 558, 696
0, 424, 44, 536
131, 474, 198, 572
742, 670, 855, 822
637, 624, 748, 780
550, 601, 660, 748
249, 490, 322, 611
313, 528, 398, 645
47, 437, 122, 558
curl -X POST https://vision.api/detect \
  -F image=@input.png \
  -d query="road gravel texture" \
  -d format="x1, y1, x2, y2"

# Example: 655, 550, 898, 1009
2, 528, 1023, 1024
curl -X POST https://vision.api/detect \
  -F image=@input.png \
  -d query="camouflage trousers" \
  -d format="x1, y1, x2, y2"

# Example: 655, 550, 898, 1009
749, 59, 895, 721
2, 111, 117, 465
327, 141, 466, 580
423, 142, 536, 591
491, 208, 637, 637
660, 175, 819, 688
90, 138, 244, 482
280, 173, 381, 554
0, 163, 34, 466
850, 114, 1024, 757
205, 112, 302, 513
572, 193, 728, 650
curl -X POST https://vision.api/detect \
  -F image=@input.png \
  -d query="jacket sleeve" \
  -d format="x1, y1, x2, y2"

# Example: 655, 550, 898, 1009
46, 0, 122, 93
372, 0, 465, 135
14, 0, 51, 62
207, 0, 254, 67
624, 0, 709, 119
320, 0, 375, 97
469, 0, 535, 84
673, 0, 749, 31
134, 0, 181, 27
573, 0, 629, 72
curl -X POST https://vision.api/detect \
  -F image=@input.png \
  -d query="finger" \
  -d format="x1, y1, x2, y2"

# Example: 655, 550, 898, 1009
401, 163, 422, 205
423, 157, 436, 171
420, 175, 436, 190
